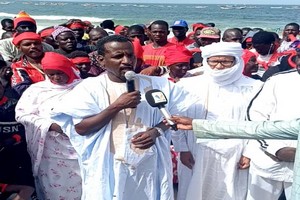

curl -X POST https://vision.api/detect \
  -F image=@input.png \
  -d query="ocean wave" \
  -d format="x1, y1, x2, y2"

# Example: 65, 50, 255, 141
0, 12, 112, 23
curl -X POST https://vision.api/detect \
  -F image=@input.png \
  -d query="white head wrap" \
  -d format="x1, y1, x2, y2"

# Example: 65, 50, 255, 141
201, 42, 244, 86
104, 28, 115, 36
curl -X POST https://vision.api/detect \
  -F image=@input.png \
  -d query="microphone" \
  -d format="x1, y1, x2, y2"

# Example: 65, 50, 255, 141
145, 89, 178, 131
125, 71, 136, 93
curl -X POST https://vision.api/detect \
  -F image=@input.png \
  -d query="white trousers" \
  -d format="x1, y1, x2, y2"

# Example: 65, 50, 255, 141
176, 160, 193, 200
247, 167, 292, 200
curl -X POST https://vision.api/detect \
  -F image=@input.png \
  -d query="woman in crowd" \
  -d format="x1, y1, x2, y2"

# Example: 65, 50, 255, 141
15, 52, 82, 199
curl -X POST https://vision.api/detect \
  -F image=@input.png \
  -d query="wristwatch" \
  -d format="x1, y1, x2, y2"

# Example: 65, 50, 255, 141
153, 126, 164, 136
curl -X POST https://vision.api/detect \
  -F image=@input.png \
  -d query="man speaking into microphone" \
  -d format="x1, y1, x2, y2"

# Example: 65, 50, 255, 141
51, 35, 197, 200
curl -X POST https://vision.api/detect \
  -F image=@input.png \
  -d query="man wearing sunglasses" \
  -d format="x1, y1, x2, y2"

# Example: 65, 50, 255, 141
173, 42, 262, 200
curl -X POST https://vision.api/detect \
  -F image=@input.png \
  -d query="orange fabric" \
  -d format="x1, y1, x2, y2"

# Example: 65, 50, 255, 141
168, 37, 194, 46
165, 45, 192, 66
13, 11, 36, 29
41, 52, 79, 84
12, 32, 41, 46
71, 57, 91, 64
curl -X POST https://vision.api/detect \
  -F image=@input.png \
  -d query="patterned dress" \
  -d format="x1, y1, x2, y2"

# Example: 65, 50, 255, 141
15, 79, 82, 200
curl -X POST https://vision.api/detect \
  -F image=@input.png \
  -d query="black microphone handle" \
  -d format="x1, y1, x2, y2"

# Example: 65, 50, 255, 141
126, 79, 137, 108
126, 80, 135, 93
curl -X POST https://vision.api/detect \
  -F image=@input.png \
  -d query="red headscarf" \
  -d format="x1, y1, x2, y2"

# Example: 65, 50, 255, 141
192, 23, 207, 31
165, 45, 192, 66
114, 25, 125, 35
68, 22, 85, 30
13, 11, 36, 29
132, 37, 144, 59
39, 27, 55, 38
83, 21, 92, 26
41, 52, 80, 84
12, 32, 42, 46
70, 57, 91, 64
242, 49, 256, 76
245, 37, 252, 43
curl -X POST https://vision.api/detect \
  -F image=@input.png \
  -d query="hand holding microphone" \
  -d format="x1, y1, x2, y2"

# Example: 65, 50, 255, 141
145, 89, 178, 131
114, 71, 141, 109
125, 71, 136, 93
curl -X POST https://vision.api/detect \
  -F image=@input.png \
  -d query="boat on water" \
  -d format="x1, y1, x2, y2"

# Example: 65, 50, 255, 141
195, 6, 208, 9
270, 6, 283, 9
285, 6, 300, 10
220, 5, 246, 10
0, 2, 10, 5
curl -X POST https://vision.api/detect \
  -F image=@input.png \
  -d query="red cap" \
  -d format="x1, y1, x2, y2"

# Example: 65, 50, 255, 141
198, 27, 221, 39
192, 23, 207, 31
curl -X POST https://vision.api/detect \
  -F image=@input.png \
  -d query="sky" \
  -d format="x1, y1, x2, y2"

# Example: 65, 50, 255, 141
46, 0, 298, 5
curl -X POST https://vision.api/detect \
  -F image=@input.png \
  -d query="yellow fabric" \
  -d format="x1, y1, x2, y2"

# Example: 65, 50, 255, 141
82, 33, 89, 40
16, 11, 31, 18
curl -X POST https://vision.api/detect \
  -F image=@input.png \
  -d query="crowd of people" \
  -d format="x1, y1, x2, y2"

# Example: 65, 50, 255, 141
0, 10, 300, 200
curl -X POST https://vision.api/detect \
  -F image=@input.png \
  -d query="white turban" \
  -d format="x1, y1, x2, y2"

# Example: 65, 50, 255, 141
201, 42, 244, 86
201, 42, 243, 59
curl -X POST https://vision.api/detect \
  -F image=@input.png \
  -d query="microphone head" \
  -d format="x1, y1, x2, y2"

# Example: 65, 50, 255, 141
125, 71, 136, 81
145, 89, 168, 107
